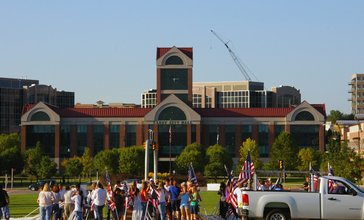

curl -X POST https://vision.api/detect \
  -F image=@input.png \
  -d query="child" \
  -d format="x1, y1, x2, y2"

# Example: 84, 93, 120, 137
189, 186, 200, 220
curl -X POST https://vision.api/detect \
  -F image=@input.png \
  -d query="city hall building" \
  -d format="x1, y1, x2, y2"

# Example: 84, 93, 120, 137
20, 47, 326, 170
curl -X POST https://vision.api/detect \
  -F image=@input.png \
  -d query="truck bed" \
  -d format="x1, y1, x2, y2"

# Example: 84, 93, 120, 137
246, 190, 321, 219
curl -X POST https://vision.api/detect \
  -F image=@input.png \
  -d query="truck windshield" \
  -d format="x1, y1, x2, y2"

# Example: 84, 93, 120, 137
345, 178, 364, 193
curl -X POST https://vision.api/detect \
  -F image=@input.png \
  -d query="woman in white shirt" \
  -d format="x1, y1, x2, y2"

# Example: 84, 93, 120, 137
37, 183, 55, 220
71, 186, 83, 220
157, 181, 169, 220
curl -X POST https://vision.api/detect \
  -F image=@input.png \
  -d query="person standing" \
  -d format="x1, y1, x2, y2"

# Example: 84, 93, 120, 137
0, 185, 10, 220
164, 178, 172, 220
92, 182, 107, 220
37, 183, 55, 220
112, 188, 125, 220
51, 185, 61, 220
71, 185, 83, 220
189, 185, 200, 220
63, 185, 74, 220
157, 181, 168, 220
179, 183, 190, 220
139, 181, 149, 220
169, 179, 180, 220
58, 184, 66, 219
217, 182, 227, 218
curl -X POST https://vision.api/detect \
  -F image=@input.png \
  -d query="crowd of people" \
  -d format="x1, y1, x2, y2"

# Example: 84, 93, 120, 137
116, 178, 202, 220
34, 177, 201, 220
36, 182, 85, 220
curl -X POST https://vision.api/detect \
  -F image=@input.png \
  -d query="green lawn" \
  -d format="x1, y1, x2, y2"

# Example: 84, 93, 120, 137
199, 191, 220, 215
9, 193, 39, 218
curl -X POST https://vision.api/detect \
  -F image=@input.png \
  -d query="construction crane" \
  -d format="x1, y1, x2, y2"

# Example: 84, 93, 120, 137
211, 29, 254, 81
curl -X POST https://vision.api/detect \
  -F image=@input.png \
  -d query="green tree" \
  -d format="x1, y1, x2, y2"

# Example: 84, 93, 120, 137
24, 143, 43, 178
119, 146, 144, 177
298, 147, 320, 171
323, 139, 362, 182
81, 147, 93, 177
62, 157, 83, 177
266, 132, 299, 170
0, 133, 23, 174
0, 133, 20, 150
238, 138, 262, 171
204, 144, 233, 180
37, 156, 57, 179
175, 142, 205, 174
94, 148, 120, 175
327, 110, 344, 124
0, 146, 23, 174
327, 110, 354, 124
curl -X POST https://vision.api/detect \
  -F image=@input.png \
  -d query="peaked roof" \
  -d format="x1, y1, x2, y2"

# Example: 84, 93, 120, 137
22, 102, 325, 118
156, 47, 193, 60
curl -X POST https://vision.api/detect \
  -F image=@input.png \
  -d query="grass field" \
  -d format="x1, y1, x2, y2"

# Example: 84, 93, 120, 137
8, 191, 220, 218
9, 193, 39, 218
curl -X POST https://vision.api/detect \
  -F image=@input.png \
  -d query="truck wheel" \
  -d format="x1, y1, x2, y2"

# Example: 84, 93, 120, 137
265, 209, 288, 220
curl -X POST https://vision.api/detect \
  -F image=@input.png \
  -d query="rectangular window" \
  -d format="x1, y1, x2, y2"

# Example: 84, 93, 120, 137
94, 125, 104, 154
77, 125, 87, 156
110, 124, 120, 148
126, 124, 137, 147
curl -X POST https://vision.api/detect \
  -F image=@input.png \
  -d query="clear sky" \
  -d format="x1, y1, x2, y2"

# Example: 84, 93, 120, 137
1, 1, 363, 114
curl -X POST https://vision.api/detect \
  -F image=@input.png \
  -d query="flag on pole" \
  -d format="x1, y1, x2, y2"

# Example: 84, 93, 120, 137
149, 187, 160, 209
309, 166, 320, 192
105, 170, 116, 211
238, 150, 255, 185
188, 162, 199, 191
224, 165, 238, 218
328, 163, 334, 191
169, 125, 172, 145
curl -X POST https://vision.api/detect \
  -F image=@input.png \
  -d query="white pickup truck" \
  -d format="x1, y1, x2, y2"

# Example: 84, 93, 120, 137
242, 176, 364, 220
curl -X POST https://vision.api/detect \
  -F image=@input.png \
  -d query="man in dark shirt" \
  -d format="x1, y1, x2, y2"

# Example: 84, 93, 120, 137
169, 180, 180, 220
0, 185, 10, 220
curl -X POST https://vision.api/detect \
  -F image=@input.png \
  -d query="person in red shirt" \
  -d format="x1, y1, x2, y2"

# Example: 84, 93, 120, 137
140, 181, 149, 219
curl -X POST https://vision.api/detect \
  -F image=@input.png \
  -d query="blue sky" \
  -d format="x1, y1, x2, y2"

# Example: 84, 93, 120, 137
1, 1, 364, 114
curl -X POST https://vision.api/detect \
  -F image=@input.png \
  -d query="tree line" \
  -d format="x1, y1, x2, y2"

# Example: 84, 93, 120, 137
0, 130, 362, 183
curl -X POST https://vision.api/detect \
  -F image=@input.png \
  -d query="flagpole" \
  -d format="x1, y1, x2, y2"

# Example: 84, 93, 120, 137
169, 122, 172, 174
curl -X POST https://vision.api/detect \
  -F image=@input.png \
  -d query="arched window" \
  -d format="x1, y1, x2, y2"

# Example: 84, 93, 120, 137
165, 56, 183, 65
30, 111, 50, 121
158, 106, 186, 120
295, 111, 314, 121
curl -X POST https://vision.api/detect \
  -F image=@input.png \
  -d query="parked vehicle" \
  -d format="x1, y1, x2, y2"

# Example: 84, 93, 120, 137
28, 179, 56, 191
242, 176, 364, 220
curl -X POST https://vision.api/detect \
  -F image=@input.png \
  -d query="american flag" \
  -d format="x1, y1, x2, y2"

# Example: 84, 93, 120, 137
149, 187, 160, 208
328, 164, 334, 191
310, 168, 320, 192
169, 125, 172, 145
238, 150, 255, 185
224, 165, 238, 218
188, 162, 199, 191
105, 171, 116, 211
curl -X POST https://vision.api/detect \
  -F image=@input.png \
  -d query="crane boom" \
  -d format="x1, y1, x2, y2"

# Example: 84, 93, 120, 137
210, 29, 252, 81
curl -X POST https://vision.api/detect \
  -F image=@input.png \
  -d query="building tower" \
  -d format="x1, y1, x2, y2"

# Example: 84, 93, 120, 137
349, 74, 364, 115
156, 47, 193, 106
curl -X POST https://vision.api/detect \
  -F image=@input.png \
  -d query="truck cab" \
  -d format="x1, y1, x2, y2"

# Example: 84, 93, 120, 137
242, 176, 364, 220
320, 176, 364, 219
